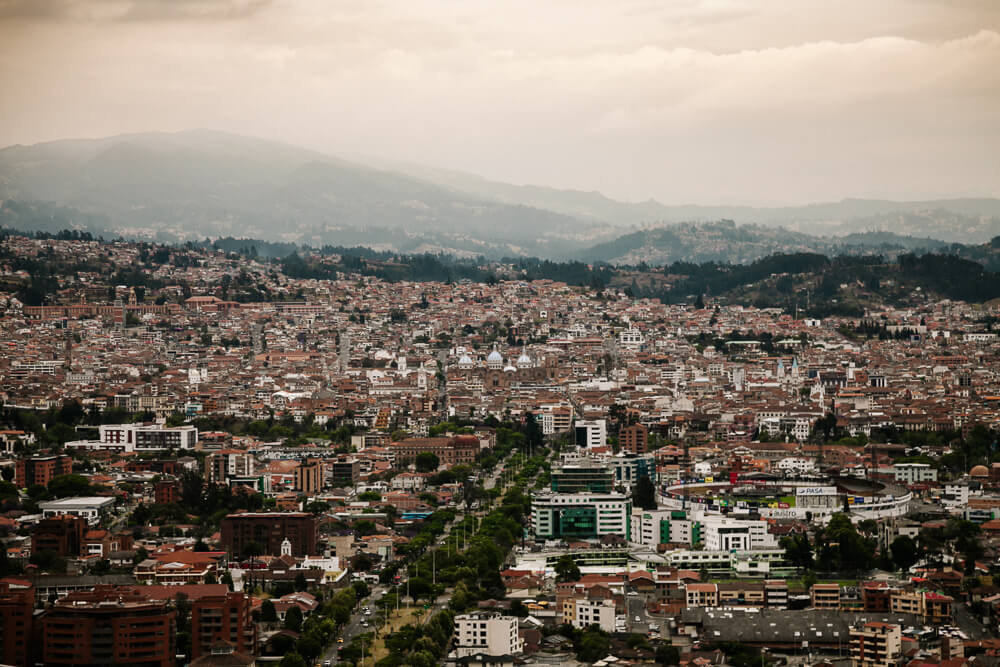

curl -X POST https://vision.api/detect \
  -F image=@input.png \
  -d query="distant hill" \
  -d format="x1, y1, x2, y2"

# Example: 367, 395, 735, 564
0, 130, 605, 256
2, 129, 999, 257
578, 221, 955, 265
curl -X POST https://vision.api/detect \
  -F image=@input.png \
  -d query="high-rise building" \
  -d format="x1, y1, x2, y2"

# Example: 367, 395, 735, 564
531, 492, 631, 540
41, 586, 175, 667
220, 512, 317, 557
550, 461, 614, 493
15, 454, 72, 488
205, 450, 256, 484
190, 592, 257, 660
294, 459, 323, 495
574, 419, 607, 448
619, 424, 648, 454
0, 581, 34, 667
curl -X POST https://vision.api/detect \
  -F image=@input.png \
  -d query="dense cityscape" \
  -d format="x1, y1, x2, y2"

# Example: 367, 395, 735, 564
0, 232, 998, 666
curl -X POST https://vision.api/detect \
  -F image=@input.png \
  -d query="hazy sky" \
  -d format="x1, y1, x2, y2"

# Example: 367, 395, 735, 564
1, 0, 998, 205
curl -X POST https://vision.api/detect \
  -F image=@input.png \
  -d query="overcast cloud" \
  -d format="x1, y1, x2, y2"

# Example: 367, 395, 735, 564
0, 0, 997, 204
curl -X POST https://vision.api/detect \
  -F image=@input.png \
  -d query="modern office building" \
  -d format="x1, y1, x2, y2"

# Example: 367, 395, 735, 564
574, 419, 607, 449
531, 492, 631, 540
550, 461, 614, 493
701, 516, 779, 552
630, 509, 701, 547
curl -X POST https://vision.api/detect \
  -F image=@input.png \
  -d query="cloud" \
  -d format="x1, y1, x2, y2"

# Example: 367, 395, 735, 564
0, 0, 997, 203
0, 0, 273, 22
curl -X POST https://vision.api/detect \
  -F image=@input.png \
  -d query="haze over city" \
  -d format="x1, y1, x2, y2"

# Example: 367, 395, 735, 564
1, 0, 999, 204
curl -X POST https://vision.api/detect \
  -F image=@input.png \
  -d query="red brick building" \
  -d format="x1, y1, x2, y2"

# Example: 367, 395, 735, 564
154, 480, 179, 504
42, 586, 175, 667
220, 512, 317, 558
32, 515, 87, 557
15, 454, 72, 488
620, 424, 648, 454
389, 435, 479, 467
191, 592, 257, 659
0, 581, 34, 667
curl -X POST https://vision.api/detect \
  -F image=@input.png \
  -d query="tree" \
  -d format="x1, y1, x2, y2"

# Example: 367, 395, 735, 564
633, 475, 657, 510
780, 533, 814, 569
415, 452, 440, 472
284, 605, 303, 632
294, 571, 308, 592
576, 628, 612, 663
47, 474, 91, 498
554, 555, 581, 583
278, 652, 307, 667
890, 535, 919, 572
656, 644, 681, 665
261, 599, 277, 622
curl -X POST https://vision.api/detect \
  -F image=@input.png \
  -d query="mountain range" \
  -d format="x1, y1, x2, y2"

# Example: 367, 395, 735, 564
2, 130, 999, 263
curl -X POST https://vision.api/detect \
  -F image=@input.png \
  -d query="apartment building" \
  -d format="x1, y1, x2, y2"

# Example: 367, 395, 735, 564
811, 583, 841, 609
41, 587, 175, 667
14, 454, 72, 488
849, 622, 901, 667
454, 612, 523, 658
190, 592, 257, 660
568, 598, 617, 632
0, 582, 34, 667
205, 450, 256, 484
619, 424, 648, 454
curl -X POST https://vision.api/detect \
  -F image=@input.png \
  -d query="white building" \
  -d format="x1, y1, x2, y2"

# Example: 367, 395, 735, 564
942, 483, 969, 510
574, 419, 607, 449
39, 496, 116, 526
701, 516, 779, 552
630, 509, 700, 548
531, 492, 632, 540
454, 612, 523, 658
777, 457, 817, 475
892, 463, 938, 484
571, 598, 617, 632
67, 424, 198, 453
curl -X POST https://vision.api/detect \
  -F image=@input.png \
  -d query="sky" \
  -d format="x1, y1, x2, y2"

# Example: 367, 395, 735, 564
0, 0, 998, 205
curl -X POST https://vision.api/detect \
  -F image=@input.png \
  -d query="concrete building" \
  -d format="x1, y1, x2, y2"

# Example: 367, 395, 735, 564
701, 516, 779, 552
41, 586, 176, 667
574, 419, 607, 449
569, 598, 617, 632
891, 463, 937, 484
205, 450, 255, 485
630, 509, 701, 548
531, 492, 631, 540
849, 622, 901, 667
294, 459, 323, 494
39, 496, 115, 526
454, 612, 523, 658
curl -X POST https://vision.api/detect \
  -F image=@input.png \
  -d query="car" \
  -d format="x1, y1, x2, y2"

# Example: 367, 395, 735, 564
324, 661, 332, 667
337, 637, 344, 644
361, 621, 369, 627
634, 616, 641, 623
627, 591, 638, 596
